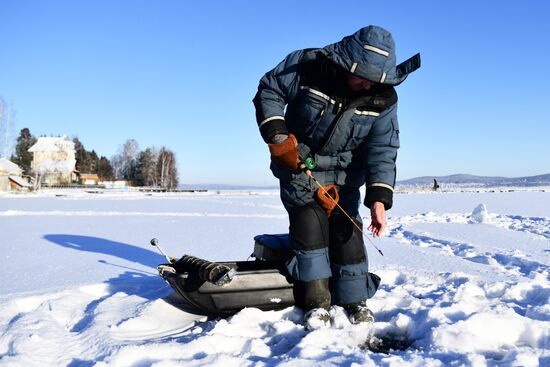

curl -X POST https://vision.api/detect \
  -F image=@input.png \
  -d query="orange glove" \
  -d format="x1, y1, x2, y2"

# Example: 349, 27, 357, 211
315, 184, 339, 217
268, 134, 300, 171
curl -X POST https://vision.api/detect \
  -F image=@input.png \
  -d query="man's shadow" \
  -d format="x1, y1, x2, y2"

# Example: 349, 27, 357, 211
43, 234, 165, 268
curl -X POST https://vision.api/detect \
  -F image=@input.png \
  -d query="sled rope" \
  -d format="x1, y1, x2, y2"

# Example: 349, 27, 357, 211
301, 165, 384, 256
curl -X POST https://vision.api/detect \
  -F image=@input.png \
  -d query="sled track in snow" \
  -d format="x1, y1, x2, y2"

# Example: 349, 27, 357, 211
388, 212, 550, 241
395, 227, 549, 278
492, 214, 550, 240
389, 213, 550, 279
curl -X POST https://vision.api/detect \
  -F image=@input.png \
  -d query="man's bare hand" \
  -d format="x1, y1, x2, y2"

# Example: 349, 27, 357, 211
368, 201, 386, 237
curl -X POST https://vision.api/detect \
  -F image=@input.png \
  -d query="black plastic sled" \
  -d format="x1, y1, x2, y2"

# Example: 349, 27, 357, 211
155, 234, 296, 315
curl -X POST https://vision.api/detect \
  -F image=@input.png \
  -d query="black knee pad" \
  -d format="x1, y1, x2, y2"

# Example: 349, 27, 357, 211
329, 210, 366, 264
289, 201, 329, 251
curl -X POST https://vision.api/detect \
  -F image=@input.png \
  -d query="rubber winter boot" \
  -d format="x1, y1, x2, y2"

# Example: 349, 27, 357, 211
304, 308, 331, 330
301, 278, 331, 330
345, 301, 375, 324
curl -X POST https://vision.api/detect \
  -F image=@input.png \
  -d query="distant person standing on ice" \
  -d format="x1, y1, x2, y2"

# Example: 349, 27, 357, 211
253, 26, 420, 329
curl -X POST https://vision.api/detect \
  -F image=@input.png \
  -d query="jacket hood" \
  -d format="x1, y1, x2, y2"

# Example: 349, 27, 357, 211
322, 25, 419, 85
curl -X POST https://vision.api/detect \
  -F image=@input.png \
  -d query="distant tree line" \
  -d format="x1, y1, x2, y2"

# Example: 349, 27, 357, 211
111, 139, 178, 189
10, 128, 178, 188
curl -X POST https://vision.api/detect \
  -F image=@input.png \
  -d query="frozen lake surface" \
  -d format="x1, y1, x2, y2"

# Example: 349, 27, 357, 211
0, 189, 548, 366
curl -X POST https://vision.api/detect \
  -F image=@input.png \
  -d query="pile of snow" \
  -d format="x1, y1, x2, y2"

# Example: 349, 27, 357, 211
0, 189, 549, 366
470, 203, 491, 223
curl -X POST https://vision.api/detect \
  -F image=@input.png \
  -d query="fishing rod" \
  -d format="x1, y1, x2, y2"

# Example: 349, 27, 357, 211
300, 158, 385, 257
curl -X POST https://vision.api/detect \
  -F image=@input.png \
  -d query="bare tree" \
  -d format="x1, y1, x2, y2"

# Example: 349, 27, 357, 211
0, 97, 16, 158
157, 147, 179, 189
167, 153, 179, 189
111, 139, 140, 183
110, 154, 124, 179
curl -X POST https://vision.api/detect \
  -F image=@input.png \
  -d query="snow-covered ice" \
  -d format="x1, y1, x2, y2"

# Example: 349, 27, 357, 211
0, 188, 548, 366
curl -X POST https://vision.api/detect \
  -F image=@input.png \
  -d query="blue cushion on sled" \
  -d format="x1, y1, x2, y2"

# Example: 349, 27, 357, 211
253, 234, 292, 261
254, 234, 290, 250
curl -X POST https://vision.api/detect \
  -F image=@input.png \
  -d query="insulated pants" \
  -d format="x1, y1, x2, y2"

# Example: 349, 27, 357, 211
280, 180, 380, 306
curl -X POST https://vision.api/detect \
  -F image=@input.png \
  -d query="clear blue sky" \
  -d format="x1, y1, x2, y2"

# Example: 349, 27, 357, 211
1, 0, 549, 185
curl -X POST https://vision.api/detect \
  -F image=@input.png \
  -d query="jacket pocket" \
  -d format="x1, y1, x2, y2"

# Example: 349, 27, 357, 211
389, 117, 400, 148
344, 115, 375, 151
286, 88, 328, 139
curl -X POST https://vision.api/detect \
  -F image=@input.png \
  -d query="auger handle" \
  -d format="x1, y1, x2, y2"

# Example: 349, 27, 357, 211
150, 238, 174, 263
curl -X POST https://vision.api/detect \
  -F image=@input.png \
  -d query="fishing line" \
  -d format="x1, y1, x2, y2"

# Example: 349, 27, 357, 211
300, 160, 384, 256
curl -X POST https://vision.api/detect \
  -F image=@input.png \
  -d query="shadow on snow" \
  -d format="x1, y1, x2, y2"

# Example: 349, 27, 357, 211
43, 234, 173, 328
43, 234, 165, 268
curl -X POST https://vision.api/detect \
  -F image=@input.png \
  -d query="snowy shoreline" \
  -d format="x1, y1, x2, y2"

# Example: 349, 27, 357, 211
1, 184, 549, 199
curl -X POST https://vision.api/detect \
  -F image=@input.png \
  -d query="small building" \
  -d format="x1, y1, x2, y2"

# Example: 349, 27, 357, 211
0, 158, 32, 191
28, 136, 76, 186
79, 173, 100, 185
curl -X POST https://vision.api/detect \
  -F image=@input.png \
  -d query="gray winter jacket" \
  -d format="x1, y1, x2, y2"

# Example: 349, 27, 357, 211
253, 26, 419, 209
